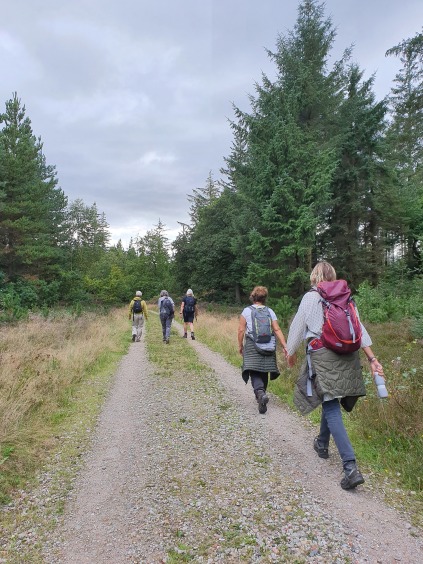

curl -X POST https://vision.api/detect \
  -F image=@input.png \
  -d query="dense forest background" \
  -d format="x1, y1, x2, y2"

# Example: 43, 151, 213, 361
0, 1, 422, 325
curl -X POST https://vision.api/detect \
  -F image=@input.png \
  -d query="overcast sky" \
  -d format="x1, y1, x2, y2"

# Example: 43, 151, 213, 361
1, 1, 422, 246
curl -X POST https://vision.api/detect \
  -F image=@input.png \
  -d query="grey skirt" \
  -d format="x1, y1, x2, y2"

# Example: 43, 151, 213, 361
242, 337, 280, 383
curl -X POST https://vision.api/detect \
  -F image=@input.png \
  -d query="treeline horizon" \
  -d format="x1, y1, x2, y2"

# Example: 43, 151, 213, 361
1, 0, 422, 320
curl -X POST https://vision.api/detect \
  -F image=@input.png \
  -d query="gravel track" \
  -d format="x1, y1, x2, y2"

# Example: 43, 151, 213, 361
42, 323, 422, 563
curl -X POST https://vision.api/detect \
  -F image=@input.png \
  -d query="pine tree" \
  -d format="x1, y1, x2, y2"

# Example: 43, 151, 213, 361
228, 0, 342, 296
187, 171, 221, 225
0, 93, 68, 279
386, 30, 423, 271
319, 65, 398, 286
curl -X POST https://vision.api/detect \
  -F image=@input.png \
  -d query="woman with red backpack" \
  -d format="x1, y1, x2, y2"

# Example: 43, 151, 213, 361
286, 261, 385, 490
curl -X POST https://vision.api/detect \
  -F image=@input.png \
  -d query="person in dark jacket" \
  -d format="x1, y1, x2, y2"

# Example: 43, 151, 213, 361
286, 261, 385, 490
238, 286, 288, 414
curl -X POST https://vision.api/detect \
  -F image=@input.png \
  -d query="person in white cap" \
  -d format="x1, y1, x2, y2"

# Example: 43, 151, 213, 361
128, 290, 148, 342
180, 288, 198, 339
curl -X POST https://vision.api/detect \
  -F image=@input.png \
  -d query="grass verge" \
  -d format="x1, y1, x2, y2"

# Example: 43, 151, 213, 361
0, 308, 130, 562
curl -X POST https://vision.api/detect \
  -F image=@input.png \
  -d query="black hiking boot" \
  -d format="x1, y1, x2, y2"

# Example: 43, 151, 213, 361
313, 437, 329, 459
165, 338, 170, 344
256, 390, 269, 414
132, 335, 136, 342
191, 332, 195, 340
183, 332, 187, 338
340, 461, 365, 490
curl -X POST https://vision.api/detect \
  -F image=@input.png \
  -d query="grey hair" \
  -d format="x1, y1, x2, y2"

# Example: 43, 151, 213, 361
160, 290, 169, 297
136, 290, 142, 297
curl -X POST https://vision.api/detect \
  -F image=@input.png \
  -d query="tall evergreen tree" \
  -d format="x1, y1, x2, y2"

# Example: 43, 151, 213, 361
63, 199, 110, 272
0, 93, 67, 279
187, 171, 221, 225
319, 65, 398, 286
386, 30, 423, 271
229, 0, 342, 296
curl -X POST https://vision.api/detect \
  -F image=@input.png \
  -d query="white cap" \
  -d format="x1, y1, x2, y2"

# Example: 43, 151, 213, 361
186, 288, 193, 295
136, 290, 142, 296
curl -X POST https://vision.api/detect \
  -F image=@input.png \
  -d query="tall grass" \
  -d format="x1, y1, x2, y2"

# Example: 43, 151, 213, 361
195, 309, 423, 521
0, 308, 129, 503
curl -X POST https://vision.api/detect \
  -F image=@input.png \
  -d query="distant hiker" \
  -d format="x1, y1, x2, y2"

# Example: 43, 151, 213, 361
128, 291, 148, 342
238, 286, 288, 414
286, 261, 385, 491
180, 288, 198, 340
158, 290, 175, 344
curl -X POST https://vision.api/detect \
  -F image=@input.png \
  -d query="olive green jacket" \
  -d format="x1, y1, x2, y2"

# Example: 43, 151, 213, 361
294, 347, 366, 415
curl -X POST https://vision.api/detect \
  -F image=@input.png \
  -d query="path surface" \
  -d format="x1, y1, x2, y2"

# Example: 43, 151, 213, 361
45, 324, 422, 563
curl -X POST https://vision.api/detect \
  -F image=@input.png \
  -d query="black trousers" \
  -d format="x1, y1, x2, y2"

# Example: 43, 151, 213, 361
247, 370, 269, 397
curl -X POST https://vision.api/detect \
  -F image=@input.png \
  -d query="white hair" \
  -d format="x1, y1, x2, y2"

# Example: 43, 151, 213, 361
136, 290, 142, 297
186, 288, 193, 295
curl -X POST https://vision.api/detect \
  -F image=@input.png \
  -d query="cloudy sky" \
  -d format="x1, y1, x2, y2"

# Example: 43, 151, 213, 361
1, 1, 422, 246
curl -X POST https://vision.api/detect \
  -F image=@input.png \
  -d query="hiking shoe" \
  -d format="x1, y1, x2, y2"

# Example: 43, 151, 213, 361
132, 335, 136, 342
340, 463, 365, 490
313, 437, 329, 459
165, 338, 169, 344
183, 333, 187, 338
256, 390, 269, 414
191, 333, 195, 340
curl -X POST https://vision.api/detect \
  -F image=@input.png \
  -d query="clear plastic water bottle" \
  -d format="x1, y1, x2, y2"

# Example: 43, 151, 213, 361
374, 372, 388, 398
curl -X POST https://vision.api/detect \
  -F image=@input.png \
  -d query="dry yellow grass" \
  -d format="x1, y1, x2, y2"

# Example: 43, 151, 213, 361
0, 308, 129, 500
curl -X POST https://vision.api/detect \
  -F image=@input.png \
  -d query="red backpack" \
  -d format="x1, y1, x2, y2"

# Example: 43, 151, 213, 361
313, 280, 362, 354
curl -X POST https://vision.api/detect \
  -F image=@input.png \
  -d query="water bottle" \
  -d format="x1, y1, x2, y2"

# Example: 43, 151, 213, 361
374, 372, 388, 398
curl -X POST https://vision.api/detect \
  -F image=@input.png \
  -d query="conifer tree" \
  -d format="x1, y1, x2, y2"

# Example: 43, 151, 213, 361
0, 93, 67, 280
386, 30, 423, 271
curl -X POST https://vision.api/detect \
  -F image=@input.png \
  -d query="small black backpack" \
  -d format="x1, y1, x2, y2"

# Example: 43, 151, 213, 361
184, 296, 196, 313
133, 299, 142, 314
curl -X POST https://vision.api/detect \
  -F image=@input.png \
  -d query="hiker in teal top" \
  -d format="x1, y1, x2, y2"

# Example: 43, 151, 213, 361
128, 290, 148, 342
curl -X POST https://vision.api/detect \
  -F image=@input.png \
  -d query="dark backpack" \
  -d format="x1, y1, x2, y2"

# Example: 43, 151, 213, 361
133, 299, 142, 314
249, 306, 273, 343
314, 280, 362, 354
160, 297, 174, 316
184, 296, 196, 313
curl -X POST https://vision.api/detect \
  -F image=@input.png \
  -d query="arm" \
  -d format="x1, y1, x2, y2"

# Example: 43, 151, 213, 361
128, 300, 134, 319
142, 300, 148, 319
195, 303, 199, 320
238, 315, 247, 355
362, 346, 384, 376
180, 300, 184, 316
271, 319, 288, 358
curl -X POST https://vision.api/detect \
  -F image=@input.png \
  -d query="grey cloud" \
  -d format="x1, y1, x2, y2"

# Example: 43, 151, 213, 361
1, 0, 422, 246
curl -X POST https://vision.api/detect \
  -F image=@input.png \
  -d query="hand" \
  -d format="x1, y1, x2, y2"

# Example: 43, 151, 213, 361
287, 353, 297, 368
371, 358, 384, 376
239, 345, 243, 356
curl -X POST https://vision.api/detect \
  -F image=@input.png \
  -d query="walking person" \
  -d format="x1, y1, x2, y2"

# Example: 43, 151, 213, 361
128, 291, 148, 342
180, 289, 198, 340
158, 290, 175, 344
286, 261, 385, 490
238, 286, 288, 414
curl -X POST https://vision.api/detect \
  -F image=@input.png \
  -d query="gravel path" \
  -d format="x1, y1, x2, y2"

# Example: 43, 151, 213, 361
44, 323, 422, 563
